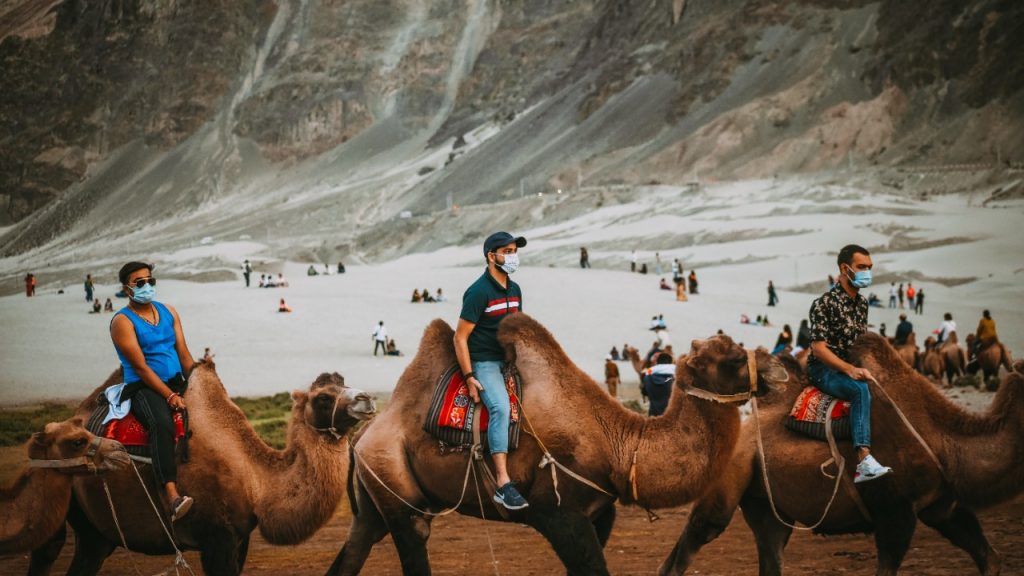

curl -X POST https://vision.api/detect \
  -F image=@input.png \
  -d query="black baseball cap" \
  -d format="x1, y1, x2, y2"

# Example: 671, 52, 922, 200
483, 232, 527, 255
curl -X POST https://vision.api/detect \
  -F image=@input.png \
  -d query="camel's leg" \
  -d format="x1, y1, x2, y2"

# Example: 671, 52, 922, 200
864, 488, 916, 576
920, 505, 1001, 576
27, 522, 66, 576
325, 478, 391, 576
236, 534, 251, 574
528, 509, 609, 576
196, 525, 242, 576
738, 495, 792, 576
659, 492, 739, 576
65, 499, 115, 576
592, 503, 616, 549
386, 514, 432, 576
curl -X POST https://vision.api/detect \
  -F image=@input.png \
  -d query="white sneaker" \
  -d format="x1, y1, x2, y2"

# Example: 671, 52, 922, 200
854, 454, 892, 484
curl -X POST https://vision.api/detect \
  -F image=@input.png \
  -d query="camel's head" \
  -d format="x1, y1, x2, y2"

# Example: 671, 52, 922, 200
680, 335, 789, 402
301, 372, 376, 439
28, 417, 131, 474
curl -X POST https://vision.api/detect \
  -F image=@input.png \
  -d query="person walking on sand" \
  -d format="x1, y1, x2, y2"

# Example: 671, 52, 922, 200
898, 282, 905, 309
604, 355, 620, 398
454, 231, 529, 510
85, 274, 95, 302
242, 259, 252, 287
906, 282, 915, 309
767, 280, 778, 307
580, 247, 591, 269
631, 250, 637, 273
808, 244, 891, 483
372, 321, 388, 356
25, 273, 36, 297
914, 287, 924, 315
107, 261, 196, 519
888, 282, 897, 309
688, 270, 698, 294
655, 252, 662, 275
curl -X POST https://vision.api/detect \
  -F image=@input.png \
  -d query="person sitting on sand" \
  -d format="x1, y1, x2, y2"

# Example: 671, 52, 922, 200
411, 289, 422, 303
422, 288, 435, 303
276, 273, 289, 288
772, 324, 793, 355
435, 288, 447, 302
265, 275, 277, 288
740, 314, 751, 324
278, 298, 292, 313
90, 298, 102, 314
659, 278, 671, 290
609, 346, 620, 361
258, 274, 266, 288
307, 265, 318, 276
104, 298, 114, 312
337, 261, 346, 274
108, 261, 195, 520
386, 338, 402, 356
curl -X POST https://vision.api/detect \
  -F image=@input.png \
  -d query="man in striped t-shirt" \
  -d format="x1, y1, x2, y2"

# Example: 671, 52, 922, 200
454, 231, 528, 510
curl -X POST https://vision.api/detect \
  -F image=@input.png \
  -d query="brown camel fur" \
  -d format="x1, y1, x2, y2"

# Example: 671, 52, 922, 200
922, 336, 946, 385
27, 362, 375, 576
1, 419, 129, 555
940, 331, 967, 385
661, 332, 1024, 576
895, 332, 919, 370
966, 334, 1014, 391
326, 314, 787, 576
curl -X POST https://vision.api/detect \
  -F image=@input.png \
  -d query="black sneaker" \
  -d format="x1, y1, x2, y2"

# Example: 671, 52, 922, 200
493, 482, 529, 510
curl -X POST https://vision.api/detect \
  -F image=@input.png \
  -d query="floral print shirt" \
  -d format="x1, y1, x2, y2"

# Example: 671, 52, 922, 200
808, 283, 868, 363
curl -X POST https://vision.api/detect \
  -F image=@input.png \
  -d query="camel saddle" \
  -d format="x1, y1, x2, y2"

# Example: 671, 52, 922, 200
86, 389, 190, 461
784, 386, 852, 441
423, 363, 522, 451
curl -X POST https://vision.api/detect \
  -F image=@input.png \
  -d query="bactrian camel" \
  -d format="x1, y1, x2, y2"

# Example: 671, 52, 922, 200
661, 332, 1024, 576
28, 362, 375, 576
327, 314, 787, 575
1, 418, 129, 555
966, 333, 1014, 391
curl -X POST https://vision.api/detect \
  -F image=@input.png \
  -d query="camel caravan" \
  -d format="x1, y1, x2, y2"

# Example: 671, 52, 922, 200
3, 244, 1023, 576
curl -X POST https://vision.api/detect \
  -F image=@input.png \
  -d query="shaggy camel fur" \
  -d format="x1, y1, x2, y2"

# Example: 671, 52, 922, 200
966, 334, 1014, 391
922, 336, 946, 385
327, 314, 786, 576
661, 332, 1024, 576
940, 331, 967, 385
27, 363, 375, 576
1, 419, 129, 554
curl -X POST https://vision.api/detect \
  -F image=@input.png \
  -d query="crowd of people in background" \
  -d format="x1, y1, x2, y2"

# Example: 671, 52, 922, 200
412, 288, 447, 303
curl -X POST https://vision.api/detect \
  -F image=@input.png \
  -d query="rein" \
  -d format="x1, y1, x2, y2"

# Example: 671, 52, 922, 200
27, 435, 106, 472
307, 390, 347, 441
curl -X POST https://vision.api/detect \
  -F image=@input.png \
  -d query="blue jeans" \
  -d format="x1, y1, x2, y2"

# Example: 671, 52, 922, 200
808, 361, 871, 448
473, 360, 510, 454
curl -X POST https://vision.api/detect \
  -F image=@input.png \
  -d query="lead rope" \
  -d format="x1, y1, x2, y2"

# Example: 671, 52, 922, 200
129, 459, 196, 576
353, 447, 476, 517
865, 375, 946, 478
470, 461, 502, 576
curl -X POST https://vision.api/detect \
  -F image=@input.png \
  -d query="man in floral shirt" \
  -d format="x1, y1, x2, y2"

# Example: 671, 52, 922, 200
808, 244, 892, 483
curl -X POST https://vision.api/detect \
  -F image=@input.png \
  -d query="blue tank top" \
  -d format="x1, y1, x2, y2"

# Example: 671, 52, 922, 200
113, 301, 183, 384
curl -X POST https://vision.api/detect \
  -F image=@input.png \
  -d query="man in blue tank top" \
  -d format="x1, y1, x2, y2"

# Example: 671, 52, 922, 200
110, 261, 197, 520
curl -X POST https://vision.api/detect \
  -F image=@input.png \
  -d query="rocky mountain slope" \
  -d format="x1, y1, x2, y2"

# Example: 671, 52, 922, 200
0, 0, 1022, 287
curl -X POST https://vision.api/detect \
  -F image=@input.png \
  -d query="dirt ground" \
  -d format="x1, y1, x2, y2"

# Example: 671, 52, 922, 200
2, 493, 1022, 575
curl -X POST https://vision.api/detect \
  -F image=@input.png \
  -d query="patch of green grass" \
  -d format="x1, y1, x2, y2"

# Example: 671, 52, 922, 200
0, 403, 76, 447
232, 392, 293, 421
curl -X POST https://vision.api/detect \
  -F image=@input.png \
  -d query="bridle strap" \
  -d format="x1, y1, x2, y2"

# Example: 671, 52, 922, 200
27, 435, 103, 471
684, 350, 759, 404
309, 390, 345, 441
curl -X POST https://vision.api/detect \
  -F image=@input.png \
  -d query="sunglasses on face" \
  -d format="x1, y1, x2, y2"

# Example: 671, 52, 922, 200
130, 277, 157, 289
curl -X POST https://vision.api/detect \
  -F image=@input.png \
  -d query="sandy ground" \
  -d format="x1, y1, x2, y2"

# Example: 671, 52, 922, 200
1, 485, 1021, 575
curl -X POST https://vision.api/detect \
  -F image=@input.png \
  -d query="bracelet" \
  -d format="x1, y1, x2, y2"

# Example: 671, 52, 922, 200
166, 392, 179, 405
464, 371, 476, 381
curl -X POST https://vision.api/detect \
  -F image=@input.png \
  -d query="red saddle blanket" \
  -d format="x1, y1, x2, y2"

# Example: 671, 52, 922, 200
789, 386, 850, 423
436, 369, 520, 432
104, 412, 186, 447
423, 364, 523, 449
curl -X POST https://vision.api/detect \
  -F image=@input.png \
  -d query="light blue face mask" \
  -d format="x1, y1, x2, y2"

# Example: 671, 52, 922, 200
499, 252, 520, 274
846, 267, 872, 289
130, 283, 156, 304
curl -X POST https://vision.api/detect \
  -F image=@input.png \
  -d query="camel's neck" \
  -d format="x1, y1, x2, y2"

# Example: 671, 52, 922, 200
0, 469, 72, 552
247, 421, 352, 545
612, 390, 740, 509
937, 386, 1024, 507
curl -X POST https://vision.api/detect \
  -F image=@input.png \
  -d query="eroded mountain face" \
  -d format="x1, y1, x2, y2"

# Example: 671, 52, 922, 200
0, 0, 1021, 242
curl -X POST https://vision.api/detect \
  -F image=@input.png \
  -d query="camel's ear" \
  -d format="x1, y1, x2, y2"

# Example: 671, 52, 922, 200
30, 430, 53, 449
292, 390, 308, 407
69, 416, 85, 428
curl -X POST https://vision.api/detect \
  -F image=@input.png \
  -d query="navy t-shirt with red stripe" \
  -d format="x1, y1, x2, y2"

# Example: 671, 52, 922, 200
460, 269, 522, 362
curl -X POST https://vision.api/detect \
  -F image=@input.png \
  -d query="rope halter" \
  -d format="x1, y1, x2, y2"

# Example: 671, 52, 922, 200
684, 349, 760, 404
27, 435, 111, 473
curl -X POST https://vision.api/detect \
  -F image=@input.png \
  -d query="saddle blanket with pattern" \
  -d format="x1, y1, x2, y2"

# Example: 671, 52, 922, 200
423, 364, 522, 450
